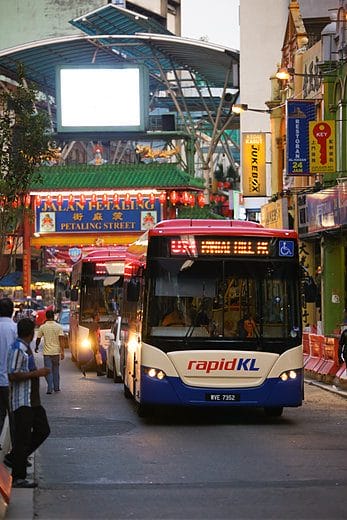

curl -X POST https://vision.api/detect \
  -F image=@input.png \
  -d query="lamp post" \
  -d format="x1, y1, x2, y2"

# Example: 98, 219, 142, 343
232, 103, 271, 114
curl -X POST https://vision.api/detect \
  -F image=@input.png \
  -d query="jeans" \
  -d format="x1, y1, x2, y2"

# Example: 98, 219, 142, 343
12, 405, 50, 480
44, 355, 60, 392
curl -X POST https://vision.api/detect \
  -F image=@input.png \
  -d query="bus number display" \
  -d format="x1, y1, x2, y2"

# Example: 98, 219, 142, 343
200, 239, 269, 256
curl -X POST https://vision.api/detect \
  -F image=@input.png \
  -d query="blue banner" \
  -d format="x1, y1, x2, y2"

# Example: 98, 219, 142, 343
286, 100, 316, 175
35, 197, 161, 234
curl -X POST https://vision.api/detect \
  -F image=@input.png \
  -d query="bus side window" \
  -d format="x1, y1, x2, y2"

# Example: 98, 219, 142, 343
127, 278, 140, 302
70, 288, 78, 302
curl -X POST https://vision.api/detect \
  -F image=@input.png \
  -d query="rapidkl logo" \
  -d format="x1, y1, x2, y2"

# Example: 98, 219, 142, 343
187, 358, 260, 373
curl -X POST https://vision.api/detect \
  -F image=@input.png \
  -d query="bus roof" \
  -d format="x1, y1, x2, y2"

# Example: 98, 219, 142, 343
147, 219, 298, 239
80, 246, 127, 262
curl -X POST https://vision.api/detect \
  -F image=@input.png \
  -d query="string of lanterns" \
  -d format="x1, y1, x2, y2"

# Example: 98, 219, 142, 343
34, 191, 206, 208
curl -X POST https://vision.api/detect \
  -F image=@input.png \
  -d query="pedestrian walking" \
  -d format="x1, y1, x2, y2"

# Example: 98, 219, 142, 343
35, 309, 65, 393
0, 297, 17, 449
338, 328, 347, 369
7, 318, 50, 488
81, 313, 105, 377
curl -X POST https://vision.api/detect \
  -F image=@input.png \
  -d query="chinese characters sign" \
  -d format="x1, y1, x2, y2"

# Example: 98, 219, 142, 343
309, 121, 336, 173
286, 100, 316, 175
36, 197, 160, 234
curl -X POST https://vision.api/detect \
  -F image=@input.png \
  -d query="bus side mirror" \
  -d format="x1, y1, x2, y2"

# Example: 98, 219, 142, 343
127, 279, 140, 302
70, 288, 79, 302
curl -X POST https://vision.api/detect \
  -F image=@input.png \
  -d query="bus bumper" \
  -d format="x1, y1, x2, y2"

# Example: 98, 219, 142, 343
140, 367, 303, 408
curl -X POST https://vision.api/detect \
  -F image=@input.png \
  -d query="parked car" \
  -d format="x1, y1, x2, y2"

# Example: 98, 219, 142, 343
105, 317, 128, 383
35, 304, 54, 327
58, 308, 70, 335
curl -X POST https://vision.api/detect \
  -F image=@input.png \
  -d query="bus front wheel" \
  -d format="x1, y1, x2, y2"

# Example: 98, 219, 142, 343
264, 406, 283, 417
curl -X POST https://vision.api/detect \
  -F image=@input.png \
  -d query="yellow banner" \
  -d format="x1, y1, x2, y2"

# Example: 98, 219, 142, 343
309, 121, 336, 173
242, 133, 266, 196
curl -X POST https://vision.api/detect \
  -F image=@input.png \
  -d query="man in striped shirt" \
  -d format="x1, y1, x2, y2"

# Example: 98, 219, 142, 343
7, 318, 50, 488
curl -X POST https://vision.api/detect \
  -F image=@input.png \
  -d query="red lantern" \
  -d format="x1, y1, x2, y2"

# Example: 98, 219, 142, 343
35, 195, 41, 207
189, 193, 195, 207
91, 194, 97, 206
197, 193, 205, 207
181, 191, 189, 205
137, 193, 143, 206
223, 181, 231, 189
149, 193, 155, 205
57, 194, 63, 207
24, 194, 31, 208
113, 193, 119, 206
79, 194, 86, 207
68, 194, 74, 206
124, 193, 131, 205
46, 195, 52, 207
102, 193, 108, 205
217, 181, 224, 189
170, 191, 178, 205
159, 192, 166, 204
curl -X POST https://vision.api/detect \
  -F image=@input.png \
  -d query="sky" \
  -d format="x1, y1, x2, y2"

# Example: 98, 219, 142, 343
181, 0, 240, 50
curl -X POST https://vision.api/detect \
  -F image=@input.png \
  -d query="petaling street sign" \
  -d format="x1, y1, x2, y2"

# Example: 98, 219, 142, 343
35, 195, 161, 234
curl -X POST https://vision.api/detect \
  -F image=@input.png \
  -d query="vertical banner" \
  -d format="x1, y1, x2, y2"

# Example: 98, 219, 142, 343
286, 100, 316, 175
309, 120, 336, 173
242, 133, 266, 196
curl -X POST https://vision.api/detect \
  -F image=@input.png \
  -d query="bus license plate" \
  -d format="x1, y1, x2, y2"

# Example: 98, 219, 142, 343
205, 393, 240, 402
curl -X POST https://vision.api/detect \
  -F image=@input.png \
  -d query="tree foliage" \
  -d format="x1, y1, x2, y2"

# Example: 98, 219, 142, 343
0, 66, 52, 266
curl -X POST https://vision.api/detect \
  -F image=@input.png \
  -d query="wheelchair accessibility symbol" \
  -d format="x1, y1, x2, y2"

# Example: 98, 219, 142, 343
279, 240, 294, 257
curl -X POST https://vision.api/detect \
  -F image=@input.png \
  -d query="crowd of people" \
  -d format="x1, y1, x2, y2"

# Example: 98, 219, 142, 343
0, 297, 65, 489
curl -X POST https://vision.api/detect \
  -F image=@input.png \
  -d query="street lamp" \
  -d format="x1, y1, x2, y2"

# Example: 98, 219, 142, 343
275, 67, 335, 80
231, 103, 271, 114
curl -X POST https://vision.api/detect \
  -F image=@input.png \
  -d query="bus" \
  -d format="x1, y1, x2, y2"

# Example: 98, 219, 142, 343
69, 246, 126, 366
122, 219, 303, 417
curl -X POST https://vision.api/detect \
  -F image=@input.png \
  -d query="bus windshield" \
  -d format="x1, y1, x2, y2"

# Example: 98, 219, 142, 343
144, 257, 301, 345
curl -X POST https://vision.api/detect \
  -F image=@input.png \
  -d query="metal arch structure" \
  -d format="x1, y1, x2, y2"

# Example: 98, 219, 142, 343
0, 2, 240, 187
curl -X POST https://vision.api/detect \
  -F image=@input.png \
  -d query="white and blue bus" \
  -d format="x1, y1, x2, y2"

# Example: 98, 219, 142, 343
122, 219, 303, 417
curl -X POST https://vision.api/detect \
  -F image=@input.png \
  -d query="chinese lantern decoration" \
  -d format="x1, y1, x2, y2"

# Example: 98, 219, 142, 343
46, 195, 52, 207
197, 193, 205, 208
149, 193, 155, 205
24, 194, 31, 208
68, 194, 74, 207
170, 191, 178, 205
6, 235, 13, 251
124, 193, 131, 206
223, 181, 231, 189
181, 191, 189, 205
57, 194, 63, 207
137, 193, 143, 206
91, 193, 97, 207
11, 198, 18, 208
113, 193, 119, 207
159, 192, 166, 205
79, 194, 86, 207
217, 181, 224, 189
189, 193, 195, 207
102, 193, 108, 205
35, 195, 41, 207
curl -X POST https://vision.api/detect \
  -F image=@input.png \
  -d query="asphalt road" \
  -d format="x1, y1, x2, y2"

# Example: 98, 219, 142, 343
6, 351, 347, 520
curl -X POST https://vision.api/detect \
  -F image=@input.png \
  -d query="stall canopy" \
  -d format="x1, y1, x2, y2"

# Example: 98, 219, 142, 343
0, 271, 54, 287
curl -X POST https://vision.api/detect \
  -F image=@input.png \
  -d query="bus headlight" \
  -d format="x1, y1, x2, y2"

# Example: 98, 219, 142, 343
280, 370, 298, 381
80, 338, 91, 350
144, 367, 166, 380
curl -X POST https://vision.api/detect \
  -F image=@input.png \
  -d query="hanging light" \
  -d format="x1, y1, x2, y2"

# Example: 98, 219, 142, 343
24, 194, 31, 208
189, 193, 195, 207
68, 194, 74, 207
124, 193, 131, 205
57, 194, 63, 207
149, 192, 155, 205
159, 192, 166, 204
181, 191, 190, 205
91, 193, 97, 206
46, 195, 52, 207
137, 193, 143, 206
198, 193, 205, 207
113, 193, 119, 206
170, 191, 179, 205
35, 195, 41, 207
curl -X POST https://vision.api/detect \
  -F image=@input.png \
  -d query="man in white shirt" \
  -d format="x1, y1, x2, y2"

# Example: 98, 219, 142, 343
0, 297, 17, 447
35, 309, 65, 394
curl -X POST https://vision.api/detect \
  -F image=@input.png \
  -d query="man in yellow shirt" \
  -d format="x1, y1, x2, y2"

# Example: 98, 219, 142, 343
35, 310, 65, 394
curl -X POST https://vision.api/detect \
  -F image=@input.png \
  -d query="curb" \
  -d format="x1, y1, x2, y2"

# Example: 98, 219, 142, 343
304, 378, 347, 399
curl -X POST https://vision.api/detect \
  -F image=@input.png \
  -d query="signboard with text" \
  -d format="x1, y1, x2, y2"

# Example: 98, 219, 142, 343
309, 120, 336, 173
35, 197, 161, 235
286, 100, 316, 175
242, 133, 266, 197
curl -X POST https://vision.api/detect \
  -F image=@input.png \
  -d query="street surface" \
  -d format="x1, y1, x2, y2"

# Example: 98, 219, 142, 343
6, 351, 347, 520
